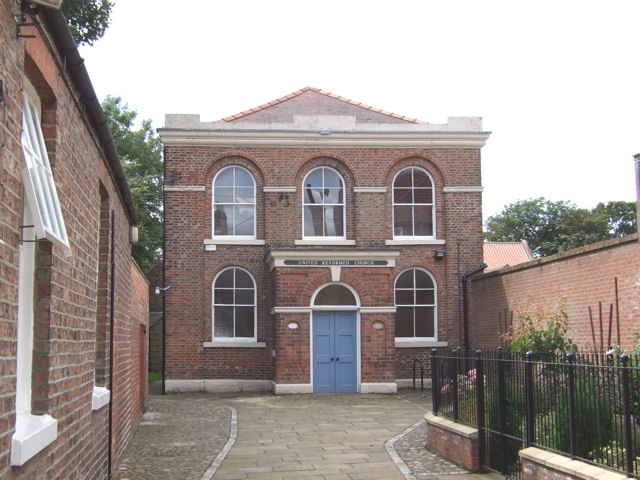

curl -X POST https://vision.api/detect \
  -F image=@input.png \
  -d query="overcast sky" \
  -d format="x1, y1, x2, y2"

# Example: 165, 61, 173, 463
79, 0, 639, 221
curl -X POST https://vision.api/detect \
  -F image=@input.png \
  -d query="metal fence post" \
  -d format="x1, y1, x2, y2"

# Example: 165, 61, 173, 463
524, 351, 535, 447
498, 347, 507, 474
431, 348, 439, 415
475, 350, 485, 466
451, 348, 459, 421
566, 353, 576, 458
621, 354, 633, 475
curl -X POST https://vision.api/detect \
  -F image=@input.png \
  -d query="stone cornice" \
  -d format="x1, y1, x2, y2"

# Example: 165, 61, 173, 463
158, 129, 491, 148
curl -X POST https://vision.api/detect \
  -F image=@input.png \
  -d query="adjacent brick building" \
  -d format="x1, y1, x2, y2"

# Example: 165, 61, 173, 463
159, 88, 490, 393
0, 3, 147, 478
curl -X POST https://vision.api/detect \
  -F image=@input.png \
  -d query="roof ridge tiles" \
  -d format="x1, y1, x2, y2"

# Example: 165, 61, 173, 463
218, 87, 425, 124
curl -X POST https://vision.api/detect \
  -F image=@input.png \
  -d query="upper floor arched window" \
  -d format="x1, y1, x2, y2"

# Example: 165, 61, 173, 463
213, 166, 256, 238
302, 167, 345, 238
392, 167, 435, 238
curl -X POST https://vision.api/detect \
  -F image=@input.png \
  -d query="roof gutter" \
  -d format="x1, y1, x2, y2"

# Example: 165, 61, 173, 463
39, 9, 138, 225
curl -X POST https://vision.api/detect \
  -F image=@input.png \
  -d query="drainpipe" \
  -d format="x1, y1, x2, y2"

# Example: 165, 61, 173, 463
461, 263, 487, 350
161, 146, 167, 395
634, 153, 640, 242
108, 210, 116, 478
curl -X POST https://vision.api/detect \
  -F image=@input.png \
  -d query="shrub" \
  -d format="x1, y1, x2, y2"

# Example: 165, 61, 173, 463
553, 373, 614, 458
501, 298, 577, 359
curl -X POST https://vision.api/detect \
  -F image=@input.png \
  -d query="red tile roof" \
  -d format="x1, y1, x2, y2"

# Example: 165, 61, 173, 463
483, 241, 534, 272
220, 87, 425, 124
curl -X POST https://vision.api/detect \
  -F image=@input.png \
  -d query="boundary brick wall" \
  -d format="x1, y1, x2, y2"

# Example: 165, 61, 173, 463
0, 6, 146, 479
470, 234, 640, 352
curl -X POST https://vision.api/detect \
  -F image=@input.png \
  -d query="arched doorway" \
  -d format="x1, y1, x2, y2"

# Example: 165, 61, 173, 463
311, 283, 359, 393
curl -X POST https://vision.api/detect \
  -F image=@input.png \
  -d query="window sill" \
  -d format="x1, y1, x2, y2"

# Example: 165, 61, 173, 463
204, 239, 265, 245
395, 340, 448, 348
92, 386, 111, 411
295, 239, 355, 246
385, 239, 445, 246
203, 341, 266, 348
11, 413, 58, 466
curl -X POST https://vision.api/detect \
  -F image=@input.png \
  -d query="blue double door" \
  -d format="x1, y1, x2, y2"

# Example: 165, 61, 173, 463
312, 311, 358, 393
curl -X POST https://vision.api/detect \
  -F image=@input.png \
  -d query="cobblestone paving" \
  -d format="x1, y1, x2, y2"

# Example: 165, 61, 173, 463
114, 394, 232, 480
116, 388, 501, 480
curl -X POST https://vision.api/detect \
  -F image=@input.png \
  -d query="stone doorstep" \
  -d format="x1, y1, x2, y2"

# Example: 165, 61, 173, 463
520, 447, 628, 480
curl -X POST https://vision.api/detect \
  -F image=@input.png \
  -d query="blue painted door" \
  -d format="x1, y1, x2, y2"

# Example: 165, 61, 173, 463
313, 311, 357, 393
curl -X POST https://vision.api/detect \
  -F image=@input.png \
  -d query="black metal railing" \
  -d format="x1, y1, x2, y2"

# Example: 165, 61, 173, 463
431, 348, 640, 480
412, 358, 425, 391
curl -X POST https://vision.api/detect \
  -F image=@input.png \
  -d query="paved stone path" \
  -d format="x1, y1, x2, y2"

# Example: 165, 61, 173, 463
116, 388, 502, 480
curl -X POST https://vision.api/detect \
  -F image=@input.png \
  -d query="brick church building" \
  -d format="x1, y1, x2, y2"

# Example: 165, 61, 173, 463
159, 88, 490, 394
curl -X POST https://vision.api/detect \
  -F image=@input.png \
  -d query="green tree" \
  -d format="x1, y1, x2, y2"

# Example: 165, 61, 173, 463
485, 198, 637, 257
102, 96, 163, 271
62, 0, 113, 46
592, 200, 637, 235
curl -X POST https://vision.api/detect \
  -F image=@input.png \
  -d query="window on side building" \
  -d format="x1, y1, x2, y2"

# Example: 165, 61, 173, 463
392, 167, 435, 239
394, 268, 437, 340
212, 267, 257, 341
12, 81, 69, 466
302, 167, 345, 238
212, 166, 256, 238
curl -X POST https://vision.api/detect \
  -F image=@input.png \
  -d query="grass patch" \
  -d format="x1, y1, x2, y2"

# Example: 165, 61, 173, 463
148, 371, 162, 384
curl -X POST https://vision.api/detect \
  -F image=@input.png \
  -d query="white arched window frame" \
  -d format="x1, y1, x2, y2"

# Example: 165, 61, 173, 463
311, 282, 360, 310
212, 165, 256, 238
302, 167, 346, 239
392, 167, 435, 239
394, 268, 437, 341
212, 267, 257, 342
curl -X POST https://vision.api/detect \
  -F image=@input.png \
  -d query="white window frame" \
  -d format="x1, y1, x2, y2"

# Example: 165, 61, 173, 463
12, 82, 63, 466
21, 82, 71, 256
302, 166, 346, 240
211, 267, 257, 342
392, 167, 436, 240
212, 165, 256, 239
394, 268, 438, 342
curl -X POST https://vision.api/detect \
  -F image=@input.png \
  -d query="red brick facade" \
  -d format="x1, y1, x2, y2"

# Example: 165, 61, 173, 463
0, 5, 146, 478
160, 90, 489, 392
470, 234, 640, 352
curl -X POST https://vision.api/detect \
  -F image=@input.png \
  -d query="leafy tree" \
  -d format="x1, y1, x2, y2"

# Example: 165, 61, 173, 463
592, 200, 637, 235
102, 96, 163, 271
62, 0, 113, 46
485, 198, 637, 257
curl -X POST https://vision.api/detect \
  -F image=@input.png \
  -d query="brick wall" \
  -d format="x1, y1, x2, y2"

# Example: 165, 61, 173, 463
0, 6, 145, 478
130, 261, 149, 427
470, 235, 640, 352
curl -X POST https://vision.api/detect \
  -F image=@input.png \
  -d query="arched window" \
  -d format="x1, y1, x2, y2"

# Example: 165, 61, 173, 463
392, 167, 435, 238
302, 167, 345, 238
213, 166, 256, 237
212, 267, 256, 341
394, 268, 437, 339
313, 284, 357, 307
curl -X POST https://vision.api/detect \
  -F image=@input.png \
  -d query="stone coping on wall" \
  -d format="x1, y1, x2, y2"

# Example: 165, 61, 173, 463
478, 233, 638, 279
520, 447, 627, 480
424, 413, 478, 438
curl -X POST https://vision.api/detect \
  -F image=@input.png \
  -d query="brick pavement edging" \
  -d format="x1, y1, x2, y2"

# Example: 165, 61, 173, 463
385, 419, 424, 480
201, 407, 237, 480
424, 413, 480, 472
